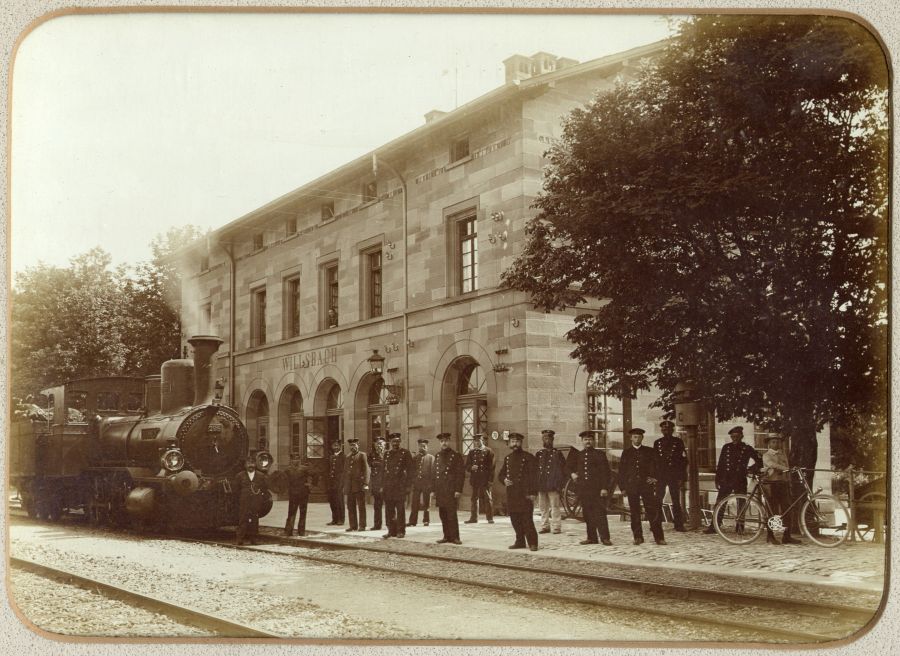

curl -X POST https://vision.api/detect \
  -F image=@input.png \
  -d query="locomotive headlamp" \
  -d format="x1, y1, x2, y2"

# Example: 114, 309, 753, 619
161, 448, 185, 472
256, 450, 273, 472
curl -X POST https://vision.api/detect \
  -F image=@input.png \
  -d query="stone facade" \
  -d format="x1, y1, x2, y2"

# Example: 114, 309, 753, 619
177, 44, 831, 505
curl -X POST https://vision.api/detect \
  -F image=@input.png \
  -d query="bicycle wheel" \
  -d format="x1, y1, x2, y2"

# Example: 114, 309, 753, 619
713, 494, 765, 545
562, 478, 582, 521
800, 494, 851, 547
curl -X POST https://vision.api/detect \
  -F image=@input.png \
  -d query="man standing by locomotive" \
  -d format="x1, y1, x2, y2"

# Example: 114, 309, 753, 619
431, 432, 465, 544
465, 433, 495, 524
499, 432, 539, 551
382, 432, 414, 538
368, 436, 386, 531
566, 430, 613, 545
653, 420, 688, 532
325, 438, 346, 526
407, 438, 434, 527
619, 428, 666, 545
535, 429, 567, 535
234, 456, 269, 545
704, 426, 764, 534
284, 455, 315, 537
343, 437, 370, 531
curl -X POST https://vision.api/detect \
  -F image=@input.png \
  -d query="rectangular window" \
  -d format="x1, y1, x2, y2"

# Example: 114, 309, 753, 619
97, 392, 119, 412
252, 232, 264, 251
321, 201, 335, 221
450, 136, 470, 162
251, 287, 267, 347
324, 264, 339, 328
285, 277, 301, 338
367, 250, 382, 318
458, 216, 478, 294
362, 180, 377, 203
285, 217, 297, 236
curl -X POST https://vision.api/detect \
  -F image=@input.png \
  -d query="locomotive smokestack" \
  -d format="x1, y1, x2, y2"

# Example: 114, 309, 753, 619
188, 335, 224, 406
144, 375, 161, 415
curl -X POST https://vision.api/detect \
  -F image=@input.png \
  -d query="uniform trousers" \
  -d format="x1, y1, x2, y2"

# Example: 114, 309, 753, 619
657, 476, 685, 529
408, 487, 431, 525
581, 494, 611, 542
626, 486, 664, 541
538, 490, 562, 531
384, 498, 406, 536
285, 491, 309, 535
345, 491, 367, 530
509, 500, 538, 547
469, 483, 494, 521
370, 491, 384, 530
236, 500, 260, 544
712, 479, 748, 528
327, 487, 345, 524
438, 500, 460, 541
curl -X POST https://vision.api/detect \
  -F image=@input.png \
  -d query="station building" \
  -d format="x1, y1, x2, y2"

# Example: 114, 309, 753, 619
176, 42, 831, 505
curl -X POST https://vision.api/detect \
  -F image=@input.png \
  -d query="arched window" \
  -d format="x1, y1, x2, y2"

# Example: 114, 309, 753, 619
289, 391, 303, 456
457, 362, 487, 454
367, 378, 391, 442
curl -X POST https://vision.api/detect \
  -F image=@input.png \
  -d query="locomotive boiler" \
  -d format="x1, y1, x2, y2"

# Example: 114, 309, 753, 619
10, 335, 273, 531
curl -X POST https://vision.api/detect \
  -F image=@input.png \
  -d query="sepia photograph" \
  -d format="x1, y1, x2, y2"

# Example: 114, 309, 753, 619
3, 4, 891, 650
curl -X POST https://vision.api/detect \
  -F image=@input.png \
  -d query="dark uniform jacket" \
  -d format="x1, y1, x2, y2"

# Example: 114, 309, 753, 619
412, 452, 435, 492
618, 445, 659, 494
383, 447, 414, 500
465, 447, 495, 487
431, 448, 465, 506
343, 451, 370, 494
498, 450, 538, 512
234, 470, 270, 512
326, 450, 346, 491
653, 436, 688, 481
369, 452, 385, 493
284, 463, 314, 498
715, 442, 763, 488
565, 446, 613, 496
536, 447, 568, 492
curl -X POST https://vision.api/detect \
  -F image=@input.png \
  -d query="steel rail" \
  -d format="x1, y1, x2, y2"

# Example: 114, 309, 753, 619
188, 537, 868, 643
9, 557, 283, 639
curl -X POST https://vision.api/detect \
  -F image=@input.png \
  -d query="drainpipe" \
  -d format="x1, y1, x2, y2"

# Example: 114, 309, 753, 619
221, 242, 237, 409
373, 154, 409, 447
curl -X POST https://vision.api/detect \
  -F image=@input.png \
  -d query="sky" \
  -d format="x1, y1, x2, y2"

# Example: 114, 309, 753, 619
10, 11, 673, 277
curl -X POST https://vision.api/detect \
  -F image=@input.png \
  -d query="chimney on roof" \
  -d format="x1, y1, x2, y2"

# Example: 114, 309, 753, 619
503, 52, 579, 84
425, 109, 448, 124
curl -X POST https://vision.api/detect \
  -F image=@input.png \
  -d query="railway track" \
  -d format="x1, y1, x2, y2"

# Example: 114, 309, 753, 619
188, 531, 877, 643
9, 557, 282, 638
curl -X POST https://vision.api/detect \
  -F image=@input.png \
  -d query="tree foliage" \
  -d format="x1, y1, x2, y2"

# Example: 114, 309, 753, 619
11, 226, 204, 400
502, 15, 888, 468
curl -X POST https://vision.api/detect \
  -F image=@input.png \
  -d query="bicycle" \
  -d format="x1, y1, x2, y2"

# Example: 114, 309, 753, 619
712, 467, 851, 547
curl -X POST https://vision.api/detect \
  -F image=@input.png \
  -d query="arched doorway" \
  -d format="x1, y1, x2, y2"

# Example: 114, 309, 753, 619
245, 391, 270, 453
311, 378, 344, 455
441, 357, 487, 455
277, 386, 303, 469
354, 373, 391, 453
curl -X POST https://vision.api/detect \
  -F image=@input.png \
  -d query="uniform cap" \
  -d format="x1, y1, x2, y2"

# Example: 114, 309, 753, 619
373, 436, 386, 443
347, 437, 359, 444
578, 430, 596, 438
659, 420, 675, 428
541, 429, 556, 437
473, 432, 485, 440
728, 426, 744, 435
436, 432, 452, 440
507, 432, 524, 441
388, 432, 402, 440
766, 435, 782, 443
417, 438, 429, 444
628, 428, 646, 435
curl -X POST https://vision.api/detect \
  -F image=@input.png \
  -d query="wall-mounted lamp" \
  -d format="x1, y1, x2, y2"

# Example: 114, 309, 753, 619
368, 349, 402, 404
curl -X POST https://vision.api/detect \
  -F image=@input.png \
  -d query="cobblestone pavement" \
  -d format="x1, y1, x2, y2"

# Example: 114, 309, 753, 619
261, 500, 886, 593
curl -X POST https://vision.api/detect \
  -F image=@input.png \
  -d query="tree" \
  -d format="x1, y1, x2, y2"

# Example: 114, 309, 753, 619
501, 15, 888, 473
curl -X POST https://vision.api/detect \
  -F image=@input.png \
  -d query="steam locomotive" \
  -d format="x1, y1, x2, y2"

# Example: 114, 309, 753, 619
10, 335, 273, 531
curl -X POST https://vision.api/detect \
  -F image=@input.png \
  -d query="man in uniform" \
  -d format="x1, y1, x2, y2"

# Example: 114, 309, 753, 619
343, 437, 370, 531
618, 428, 666, 545
325, 438, 346, 526
653, 419, 688, 532
284, 455, 315, 537
465, 433, 495, 524
407, 438, 435, 527
535, 429, 567, 535
382, 432, 414, 538
566, 430, 613, 545
705, 426, 763, 534
368, 436, 386, 531
498, 432, 539, 551
234, 456, 269, 545
431, 432, 465, 544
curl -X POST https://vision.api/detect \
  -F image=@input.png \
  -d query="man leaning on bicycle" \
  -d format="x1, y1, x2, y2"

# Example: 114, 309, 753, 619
762, 435, 801, 545
704, 426, 763, 534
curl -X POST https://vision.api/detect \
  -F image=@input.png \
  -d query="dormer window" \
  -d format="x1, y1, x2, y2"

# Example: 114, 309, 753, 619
199, 253, 209, 272
362, 180, 377, 204
321, 201, 335, 221
285, 217, 297, 236
252, 232, 264, 251
450, 136, 470, 163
